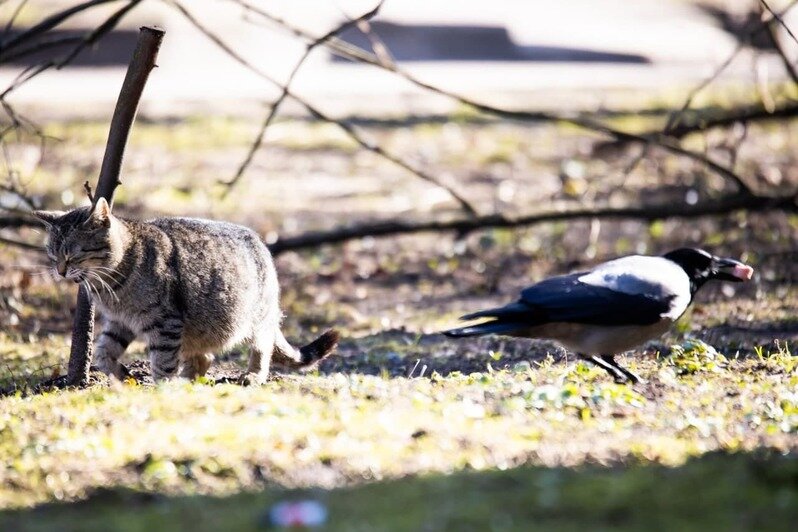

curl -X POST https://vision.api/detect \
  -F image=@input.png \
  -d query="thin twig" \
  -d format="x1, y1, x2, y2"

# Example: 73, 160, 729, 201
760, 0, 798, 86
665, 0, 798, 132
2, 0, 29, 36
0, 35, 84, 64
222, 0, 386, 193
83, 180, 94, 202
0, 184, 35, 211
761, 0, 798, 46
55, 0, 143, 69
0, 0, 142, 131
171, 0, 479, 216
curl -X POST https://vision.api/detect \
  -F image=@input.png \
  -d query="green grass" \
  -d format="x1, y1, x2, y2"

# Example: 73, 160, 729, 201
1, 452, 796, 531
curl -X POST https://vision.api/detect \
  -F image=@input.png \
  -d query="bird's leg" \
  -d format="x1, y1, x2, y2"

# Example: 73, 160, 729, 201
600, 355, 644, 385
580, 354, 627, 383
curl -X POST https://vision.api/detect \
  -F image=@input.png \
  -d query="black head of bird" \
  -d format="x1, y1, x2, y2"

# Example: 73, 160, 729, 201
663, 248, 753, 293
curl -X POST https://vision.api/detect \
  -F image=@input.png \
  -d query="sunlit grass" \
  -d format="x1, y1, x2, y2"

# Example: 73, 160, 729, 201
0, 334, 795, 509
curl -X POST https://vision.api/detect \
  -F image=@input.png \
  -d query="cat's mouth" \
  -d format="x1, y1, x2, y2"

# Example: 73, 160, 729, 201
64, 270, 85, 284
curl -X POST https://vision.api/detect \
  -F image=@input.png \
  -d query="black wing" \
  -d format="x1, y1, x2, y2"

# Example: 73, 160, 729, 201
517, 273, 672, 326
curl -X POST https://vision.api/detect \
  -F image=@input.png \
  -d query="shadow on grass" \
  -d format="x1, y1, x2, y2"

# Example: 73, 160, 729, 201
697, 319, 798, 353
2, 322, 791, 396
0, 331, 549, 396
317, 330, 564, 379
1, 451, 796, 531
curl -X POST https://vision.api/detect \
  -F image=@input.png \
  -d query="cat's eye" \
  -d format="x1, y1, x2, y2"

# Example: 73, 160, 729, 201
80, 245, 108, 253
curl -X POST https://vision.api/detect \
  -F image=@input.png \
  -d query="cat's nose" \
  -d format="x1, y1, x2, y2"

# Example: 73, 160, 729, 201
56, 260, 67, 277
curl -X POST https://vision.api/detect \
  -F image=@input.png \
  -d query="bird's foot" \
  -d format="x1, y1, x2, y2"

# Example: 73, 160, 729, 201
589, 355, 646, 385
617, 368, 646, 385
613, 373, 646, 385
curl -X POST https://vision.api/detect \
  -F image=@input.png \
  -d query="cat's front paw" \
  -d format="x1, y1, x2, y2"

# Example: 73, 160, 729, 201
237, 372, 266, 386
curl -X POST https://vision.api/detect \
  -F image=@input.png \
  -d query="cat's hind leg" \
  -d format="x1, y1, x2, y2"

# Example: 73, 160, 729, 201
95, 320, 135, 379
146, 319, 183, 382
180, 352, 214, 380
239, 328, 274, 386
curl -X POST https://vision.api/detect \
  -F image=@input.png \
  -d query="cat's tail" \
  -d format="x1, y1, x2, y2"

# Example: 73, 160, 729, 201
273, 328, 340, 369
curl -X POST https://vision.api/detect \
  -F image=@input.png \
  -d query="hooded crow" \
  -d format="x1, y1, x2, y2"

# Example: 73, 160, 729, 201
443, 248, 753, 384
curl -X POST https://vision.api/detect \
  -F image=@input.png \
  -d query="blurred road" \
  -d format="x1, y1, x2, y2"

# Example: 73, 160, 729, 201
0, 0, 792, 118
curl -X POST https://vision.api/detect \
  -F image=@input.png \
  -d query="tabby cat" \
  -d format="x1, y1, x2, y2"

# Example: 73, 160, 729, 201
34, 198, 338, 384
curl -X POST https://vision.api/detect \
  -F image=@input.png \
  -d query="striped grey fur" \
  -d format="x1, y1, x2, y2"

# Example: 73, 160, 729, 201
34, 198, 339, 384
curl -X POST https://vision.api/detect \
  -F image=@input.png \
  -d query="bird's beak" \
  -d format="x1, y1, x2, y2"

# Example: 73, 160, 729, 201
714, 257, 754, 282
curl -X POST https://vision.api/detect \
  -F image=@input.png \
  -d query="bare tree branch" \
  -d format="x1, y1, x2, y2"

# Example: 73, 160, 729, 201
55, 0, 142, 69
0, 0, 143, 147
600, 0, 798, 149
594, 100, 798, 153
761, 0, 798, 45
268, 192, 798, 255
228, 0, 753, 195
0, 0, 118, 58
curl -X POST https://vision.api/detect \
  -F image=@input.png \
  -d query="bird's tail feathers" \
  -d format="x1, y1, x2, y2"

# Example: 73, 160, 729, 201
460, 302, 532, 322
442, 320, 524, 338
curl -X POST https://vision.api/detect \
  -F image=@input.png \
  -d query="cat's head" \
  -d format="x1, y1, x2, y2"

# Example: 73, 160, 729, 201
33, 198, 122, 283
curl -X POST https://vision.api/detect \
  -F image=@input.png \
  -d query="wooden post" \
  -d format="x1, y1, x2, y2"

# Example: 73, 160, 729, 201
66, 26, 165, 386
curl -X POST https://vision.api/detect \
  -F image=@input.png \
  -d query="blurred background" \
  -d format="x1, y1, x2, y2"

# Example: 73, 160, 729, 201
2, 0, 796, 341
1, 0, 794, 114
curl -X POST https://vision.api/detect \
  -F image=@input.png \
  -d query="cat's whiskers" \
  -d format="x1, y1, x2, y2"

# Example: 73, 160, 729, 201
84, 274, 110, 302
95, 274, 119, 302
96, 274, 118, 300
81, 279, 97, 301
89, 266, 125, 294
92, 272, 119, 302
92, 266, 126, 283
83, 270, 118, 302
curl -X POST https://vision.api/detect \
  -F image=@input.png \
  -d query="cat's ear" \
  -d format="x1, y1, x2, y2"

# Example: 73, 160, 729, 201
91, 197, 112, 227
31, 210, 64, 228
